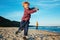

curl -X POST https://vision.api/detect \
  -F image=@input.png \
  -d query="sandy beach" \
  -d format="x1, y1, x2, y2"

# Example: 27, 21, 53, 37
0, 27, 60, 40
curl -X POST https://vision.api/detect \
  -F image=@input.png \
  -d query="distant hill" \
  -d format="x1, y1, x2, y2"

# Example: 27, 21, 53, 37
0, 16, 20, 27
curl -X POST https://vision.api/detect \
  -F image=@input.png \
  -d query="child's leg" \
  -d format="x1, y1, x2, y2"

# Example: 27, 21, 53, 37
18, 21, 26, 32
16, 21, 27, 34
24, 25, 29, 36
23, 21, 29, 40
24, 21, 29, 36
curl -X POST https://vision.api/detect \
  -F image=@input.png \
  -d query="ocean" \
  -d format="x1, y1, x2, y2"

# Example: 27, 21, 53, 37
29, 26, 60, 33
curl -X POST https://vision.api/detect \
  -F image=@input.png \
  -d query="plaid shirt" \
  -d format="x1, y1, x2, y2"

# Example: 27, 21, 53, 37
22, 8, 37, 21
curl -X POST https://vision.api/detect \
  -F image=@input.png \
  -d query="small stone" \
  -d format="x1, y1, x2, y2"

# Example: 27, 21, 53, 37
13, 38, 17, 40
6, 38, 13, 40
0, 34, 3, 38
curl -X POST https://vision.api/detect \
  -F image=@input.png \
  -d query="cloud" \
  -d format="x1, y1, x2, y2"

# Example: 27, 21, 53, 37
30, 0, 60, 9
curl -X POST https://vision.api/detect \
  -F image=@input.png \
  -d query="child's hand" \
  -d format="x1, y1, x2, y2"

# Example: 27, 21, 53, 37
34, 7, 39, 11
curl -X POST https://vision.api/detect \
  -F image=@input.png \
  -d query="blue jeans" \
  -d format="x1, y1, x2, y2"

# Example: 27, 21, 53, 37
18, 20, 29, 36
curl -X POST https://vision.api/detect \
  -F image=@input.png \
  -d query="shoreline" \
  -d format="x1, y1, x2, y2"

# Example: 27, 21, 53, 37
0, 27, 60, 34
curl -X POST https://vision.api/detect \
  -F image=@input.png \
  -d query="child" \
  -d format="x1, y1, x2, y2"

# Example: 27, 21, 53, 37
15, 2, 39, 39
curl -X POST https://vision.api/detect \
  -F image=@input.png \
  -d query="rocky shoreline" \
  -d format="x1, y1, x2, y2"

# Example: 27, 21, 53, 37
0, 27, 60, 40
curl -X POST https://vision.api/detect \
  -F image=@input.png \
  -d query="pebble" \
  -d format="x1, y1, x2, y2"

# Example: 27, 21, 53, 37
0, 27, 60, 40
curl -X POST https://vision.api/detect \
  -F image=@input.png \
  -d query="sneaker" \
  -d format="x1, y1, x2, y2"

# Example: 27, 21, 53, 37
23, 36, 27, 40
15, 31, 19, 35
15, 30, 22, 34
25, 36, 29, 39
18, 30, 22, 33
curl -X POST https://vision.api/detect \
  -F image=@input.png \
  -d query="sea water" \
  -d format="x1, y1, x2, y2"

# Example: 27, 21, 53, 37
29, 26, 60, 33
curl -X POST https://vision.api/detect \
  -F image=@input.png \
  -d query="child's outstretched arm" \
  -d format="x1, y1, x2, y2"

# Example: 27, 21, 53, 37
26, 8, 39, 14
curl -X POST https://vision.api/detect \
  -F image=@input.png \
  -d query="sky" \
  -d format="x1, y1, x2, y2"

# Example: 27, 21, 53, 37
0, 0, 60, 26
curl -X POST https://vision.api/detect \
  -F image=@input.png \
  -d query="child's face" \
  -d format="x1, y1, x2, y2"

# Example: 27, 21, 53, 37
23, 4, 29, 9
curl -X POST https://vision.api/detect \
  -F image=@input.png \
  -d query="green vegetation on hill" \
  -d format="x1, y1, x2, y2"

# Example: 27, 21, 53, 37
0, 16, 20, 27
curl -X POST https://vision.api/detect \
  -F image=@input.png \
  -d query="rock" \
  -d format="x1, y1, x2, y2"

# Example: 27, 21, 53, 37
0, 34, 3, 38
0, 38, 6, 40
6, 38, 13, 40
13, 38, 17, 40
0, 27, 60, 40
